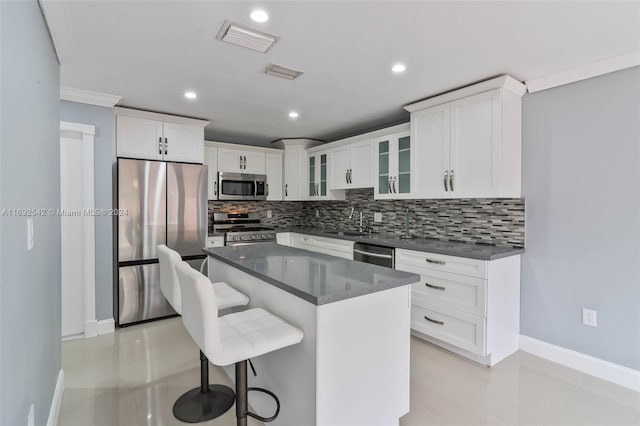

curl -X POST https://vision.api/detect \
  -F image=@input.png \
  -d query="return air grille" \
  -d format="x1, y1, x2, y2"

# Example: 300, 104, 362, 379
216, 20, 278, 53
263, 63, 304, 80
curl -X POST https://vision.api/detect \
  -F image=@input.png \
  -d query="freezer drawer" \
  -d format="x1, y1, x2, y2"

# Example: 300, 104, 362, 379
118, 263, 175, 325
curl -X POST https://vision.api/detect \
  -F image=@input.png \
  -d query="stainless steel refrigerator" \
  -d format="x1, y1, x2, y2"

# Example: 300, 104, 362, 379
117, 158, 208, 326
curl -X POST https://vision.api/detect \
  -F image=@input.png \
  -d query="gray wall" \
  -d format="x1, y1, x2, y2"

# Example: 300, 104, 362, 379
521, 66, 640, 370
60, 101, 114, 321
0, 1, 62, 425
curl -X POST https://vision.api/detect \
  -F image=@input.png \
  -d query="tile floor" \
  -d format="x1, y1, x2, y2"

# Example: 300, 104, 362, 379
59, 317, 640, 426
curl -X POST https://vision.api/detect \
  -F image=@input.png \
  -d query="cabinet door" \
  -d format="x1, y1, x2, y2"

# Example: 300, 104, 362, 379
284, 146, 303, 200
329, 146, 350, 189
116, 116, 164, 160
243, 150, 266, 174
265, 152, 283, 201
349, 140, 373, 188
375, 137, 392, 197
412, 104, 450, 198
450, 90, 501, 198
218, 148, 244, 173
308, 155, 317, 198
204, 147, 218, 200
396, 132, 411, 195
319, 153, 328, 197
162, 122, 204, 163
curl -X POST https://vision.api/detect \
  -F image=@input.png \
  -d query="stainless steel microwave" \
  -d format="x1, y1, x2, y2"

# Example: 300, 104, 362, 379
217, 172, 267, 201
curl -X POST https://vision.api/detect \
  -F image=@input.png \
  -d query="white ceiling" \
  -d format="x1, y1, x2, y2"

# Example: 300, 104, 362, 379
51, 1, 640, 146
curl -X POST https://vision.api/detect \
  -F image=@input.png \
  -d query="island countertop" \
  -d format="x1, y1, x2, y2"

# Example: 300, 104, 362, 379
204, 244, 420, 305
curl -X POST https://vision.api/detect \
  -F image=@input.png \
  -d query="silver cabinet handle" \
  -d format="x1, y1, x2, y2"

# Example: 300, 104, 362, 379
348, 169, 352, 184
388, 176, 391, 193
316, 183, 320, 196
449, 169, 454, 192
266, 183, 269, 196
158, 137, 162, 155
285, 184, 288, 197
244, 155, 247, 170
345, 170, 349, 184
425, 282, 446, 291
424, 315, 444, 325
164, 137, 168, 155
426, 258, 446, 265
444, 170, 449, 192
213, 181, 218, 196
239, 155, 242, 170
353, 249, 394, 259
392, 176, 397, 193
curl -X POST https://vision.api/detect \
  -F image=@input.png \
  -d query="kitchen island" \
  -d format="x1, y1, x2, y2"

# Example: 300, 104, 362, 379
204, 244, 420, 426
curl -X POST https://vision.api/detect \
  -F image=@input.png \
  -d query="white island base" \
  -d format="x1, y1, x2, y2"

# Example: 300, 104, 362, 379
209, 258, 411, 426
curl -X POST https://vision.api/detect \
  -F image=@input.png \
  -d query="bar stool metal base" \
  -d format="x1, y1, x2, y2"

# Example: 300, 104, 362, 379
172, 384, 235, 423
172, 350, 235, 423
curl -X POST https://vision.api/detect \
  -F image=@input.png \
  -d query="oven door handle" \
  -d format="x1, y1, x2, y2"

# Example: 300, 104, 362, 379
228, 242, 272, 247
353, 249, 394, 259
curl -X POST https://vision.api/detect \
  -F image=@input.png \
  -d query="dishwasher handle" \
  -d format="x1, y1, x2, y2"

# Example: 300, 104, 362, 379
353, 249, 394, 259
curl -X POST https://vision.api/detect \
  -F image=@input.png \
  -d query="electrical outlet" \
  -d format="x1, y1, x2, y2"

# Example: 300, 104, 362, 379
27, 218, 34, 251
266, 210, 272, 219
374, 212, 382, 223
315, 209, 319, 218
27, 404, 34, 426
582, 308, 597, 327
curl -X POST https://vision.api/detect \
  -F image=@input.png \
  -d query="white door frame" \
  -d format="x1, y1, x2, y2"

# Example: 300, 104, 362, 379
60, 121, 97, 339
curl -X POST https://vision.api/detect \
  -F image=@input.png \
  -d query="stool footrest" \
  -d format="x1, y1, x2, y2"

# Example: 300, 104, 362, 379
246, 387, 280, 423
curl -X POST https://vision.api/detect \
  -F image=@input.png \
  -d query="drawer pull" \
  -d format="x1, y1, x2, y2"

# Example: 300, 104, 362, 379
426, 258, 446, 265
424, 315, 444, 325
425, 282, 445, 291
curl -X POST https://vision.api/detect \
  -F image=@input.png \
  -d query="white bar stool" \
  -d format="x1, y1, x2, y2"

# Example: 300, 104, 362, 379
176, 261, 304, 426
158, 245, 250, 423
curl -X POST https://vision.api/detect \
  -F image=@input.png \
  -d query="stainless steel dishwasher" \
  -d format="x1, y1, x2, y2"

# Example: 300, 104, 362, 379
353, 242, 395, 268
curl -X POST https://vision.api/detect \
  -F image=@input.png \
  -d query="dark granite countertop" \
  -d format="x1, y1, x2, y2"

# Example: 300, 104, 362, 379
203, 244, 419, 305
275, 226, 523, 261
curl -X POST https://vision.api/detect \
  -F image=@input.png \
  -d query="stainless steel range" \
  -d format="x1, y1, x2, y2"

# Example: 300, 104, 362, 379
213, 212, 277, 246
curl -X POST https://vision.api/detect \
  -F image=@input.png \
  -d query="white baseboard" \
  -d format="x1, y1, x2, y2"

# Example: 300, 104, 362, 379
84, 318, 115, 338
46, 369, 64, 426
519, 335, 640, 392
96, 318, 115, 335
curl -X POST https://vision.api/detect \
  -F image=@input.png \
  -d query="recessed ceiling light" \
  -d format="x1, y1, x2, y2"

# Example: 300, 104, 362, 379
392, 63, 406, 73
250, 9, 269, 23
184, 91, 197, 99
288, 111, 299, 119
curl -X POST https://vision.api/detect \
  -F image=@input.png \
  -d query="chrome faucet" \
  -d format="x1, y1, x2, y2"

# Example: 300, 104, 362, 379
348, 207, 355, 220
401, 209, 414, 239
359, 211, 363, 232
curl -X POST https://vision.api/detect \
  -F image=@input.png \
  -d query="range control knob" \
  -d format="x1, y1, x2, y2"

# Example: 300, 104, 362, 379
251, 235, 258, 240
261, 234, 268, 239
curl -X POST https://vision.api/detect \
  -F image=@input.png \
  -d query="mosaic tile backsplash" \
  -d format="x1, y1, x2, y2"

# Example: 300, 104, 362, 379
208, 189, 524, 248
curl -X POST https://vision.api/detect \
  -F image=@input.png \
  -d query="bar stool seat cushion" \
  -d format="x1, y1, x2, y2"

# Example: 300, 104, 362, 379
212, 308, 304, 366
214, 282, 250, 311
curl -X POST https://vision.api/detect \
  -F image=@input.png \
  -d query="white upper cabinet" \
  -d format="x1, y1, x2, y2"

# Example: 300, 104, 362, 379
329, 141, 374, 190
116, 116, 164, 161
115, 108, 208, 163
265, 152, 283, 201
308, 151, 345, 200
374, 130, 414, 199
218, 147, 266, 174
204, 145, 218, 200
274, 139, 319, 201
405, 75, 525, 199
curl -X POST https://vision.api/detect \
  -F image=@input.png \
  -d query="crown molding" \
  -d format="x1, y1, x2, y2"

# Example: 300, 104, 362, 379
526, 50, 640, 93
60, 86, 122, 108
404, 75, 526, 113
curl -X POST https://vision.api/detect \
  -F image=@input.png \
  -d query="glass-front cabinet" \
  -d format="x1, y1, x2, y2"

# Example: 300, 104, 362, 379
375, 130, 412, 199
308, 152, 335, 199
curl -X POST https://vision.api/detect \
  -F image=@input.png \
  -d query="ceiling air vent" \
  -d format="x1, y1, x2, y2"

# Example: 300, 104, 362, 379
216, 20, 279, 53
263, 63, 304, 80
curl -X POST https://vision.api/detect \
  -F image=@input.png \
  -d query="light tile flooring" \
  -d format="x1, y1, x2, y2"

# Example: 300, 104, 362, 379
60, 317, 640, 426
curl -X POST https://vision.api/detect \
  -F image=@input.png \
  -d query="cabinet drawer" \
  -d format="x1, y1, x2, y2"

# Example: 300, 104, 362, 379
412, 270, 487, 317
294, 234, 354, 254
411, 303, 486, 356
396, 249, 487, 279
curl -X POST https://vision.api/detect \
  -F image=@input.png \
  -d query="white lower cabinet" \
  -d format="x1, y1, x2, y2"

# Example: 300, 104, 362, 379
289, 233, 354, 259
276, 232, 291, 246
396, 248, 520, 366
